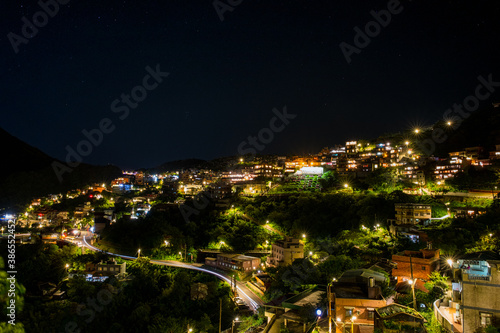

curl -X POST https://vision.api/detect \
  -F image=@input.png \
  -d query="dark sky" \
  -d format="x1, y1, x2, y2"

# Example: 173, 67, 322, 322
1, 0, 500, 169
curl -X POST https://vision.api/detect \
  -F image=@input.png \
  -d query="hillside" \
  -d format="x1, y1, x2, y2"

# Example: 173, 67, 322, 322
0, 128, 122, 210
430, 104, 500, 157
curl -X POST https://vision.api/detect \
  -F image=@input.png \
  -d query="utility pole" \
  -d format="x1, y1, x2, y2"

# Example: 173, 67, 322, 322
327, 278, 337, 333
328, 283, 332, 333
410, 255, 417, 309
219, 298, 222, 333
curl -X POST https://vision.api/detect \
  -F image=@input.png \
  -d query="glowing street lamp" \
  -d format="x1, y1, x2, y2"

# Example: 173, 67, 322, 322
316, 309, 322, 322
447, 121, 452, 126
344, 183, 348, 188
138, 249, 141, 258
414, 128, 420, 134
447, 259, 453, 268
351, 316, 357, 332
327, 278, 338, 332
302, 234, 306, 239
408, 279, 417, 309
405, 141, 409, 146
232, 317, 241, 333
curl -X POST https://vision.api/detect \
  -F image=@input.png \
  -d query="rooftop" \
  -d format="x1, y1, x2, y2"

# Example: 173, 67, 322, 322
218, 253, 259, 261
458, 251, 500, 261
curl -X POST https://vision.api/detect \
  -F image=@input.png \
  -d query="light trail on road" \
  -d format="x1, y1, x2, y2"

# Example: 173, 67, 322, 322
81, 236, 262, 311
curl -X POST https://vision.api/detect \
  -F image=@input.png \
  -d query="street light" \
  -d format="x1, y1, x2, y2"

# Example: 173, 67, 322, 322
447, 259, 453, 268
414, 128, 420, 134
164, 240, 169, 246
316, 309, 322, 324
232, 317, 240, 333
344, 183, 348, 188
351, 316, 357, 332
138, 249, 141, 258
327, 278, 338, 333
408, 279, 417, 309
302, 234, 306, 238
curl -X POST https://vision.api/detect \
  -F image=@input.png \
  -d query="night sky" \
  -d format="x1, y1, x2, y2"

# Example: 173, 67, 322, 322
1, 1, 500, 169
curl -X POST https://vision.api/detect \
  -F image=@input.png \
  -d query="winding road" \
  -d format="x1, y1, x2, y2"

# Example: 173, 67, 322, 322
73, 233, 263, 312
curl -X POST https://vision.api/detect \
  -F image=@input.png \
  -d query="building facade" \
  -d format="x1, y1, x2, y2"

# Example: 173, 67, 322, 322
206, 253, 261, 272
392, 248, 440, 282
449, 252, 500, 333
332, 269, 388, 331
266, 237, 304, 267
395, 203, 432, 225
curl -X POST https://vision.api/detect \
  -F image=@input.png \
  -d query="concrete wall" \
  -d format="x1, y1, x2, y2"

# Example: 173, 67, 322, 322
433, 299, 455, 332
462, 263, 500, 333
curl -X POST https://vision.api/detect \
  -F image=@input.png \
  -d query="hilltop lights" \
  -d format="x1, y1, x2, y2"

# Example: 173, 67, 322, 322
414, 128, 420, 134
